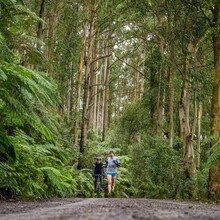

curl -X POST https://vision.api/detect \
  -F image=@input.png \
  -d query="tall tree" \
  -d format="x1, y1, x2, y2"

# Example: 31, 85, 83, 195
209, 0, 220, 200
74, 13, 88, 146
78, 0, 97, 169
165, 0, 176, 148
102, 27, 111, 141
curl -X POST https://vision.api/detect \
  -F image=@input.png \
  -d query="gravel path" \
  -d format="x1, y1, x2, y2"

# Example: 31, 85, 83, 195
0, 198, 220, 220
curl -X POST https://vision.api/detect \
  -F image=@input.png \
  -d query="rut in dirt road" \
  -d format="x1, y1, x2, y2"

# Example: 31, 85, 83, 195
0, 198, 220, 220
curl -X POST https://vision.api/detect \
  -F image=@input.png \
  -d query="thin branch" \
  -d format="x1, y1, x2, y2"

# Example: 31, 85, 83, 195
115, 54, 145, 77
199, 4, 212, 26
91, 54, 111, 64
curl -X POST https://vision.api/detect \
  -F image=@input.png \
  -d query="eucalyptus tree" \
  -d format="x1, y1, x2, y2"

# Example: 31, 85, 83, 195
184, 0, 220, 201
198, 0, 220, 201
78, 0, 98, 165
78, 0, 121, 166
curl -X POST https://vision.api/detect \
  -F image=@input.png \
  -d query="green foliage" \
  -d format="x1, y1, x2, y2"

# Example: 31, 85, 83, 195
40, 167, 76, 197
200, 132, 220, 167
129, 136, 182, 199
196, 166, 209, 200
0, 0, 79, 200
0, 134, 16, 163
0, 0, 44, 64
115, 157, 136, 198
0, 130, 78, 199
117, 101, 150, 145
72, 169, 94, 197
0, 61, 59, 140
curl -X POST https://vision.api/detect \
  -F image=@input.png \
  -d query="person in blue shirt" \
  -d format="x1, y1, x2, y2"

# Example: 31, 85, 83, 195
105, 150, 120, 194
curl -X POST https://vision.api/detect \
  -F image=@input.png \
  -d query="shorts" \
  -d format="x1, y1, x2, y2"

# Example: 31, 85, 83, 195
107, 172, 117, 177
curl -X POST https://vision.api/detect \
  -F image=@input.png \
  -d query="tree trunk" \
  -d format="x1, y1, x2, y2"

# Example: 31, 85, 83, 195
102, 30, 111, 141
154, 31, 164, 135
88, 38, 97, 130
37, 0, 45, 47
93, 71, 98, 131
179, 58, 194, 164
209, 3, 220, 200
96, 64, 103, 132
47, 0, 60, 78
74, 18, 87, 147
78, 0, 97, 169
166, 0, 175, 148
133, 48, 141, 102
92, 40, 100, 131
179, 51, 197, 199
197, 102, 202, 169
167, 54, 175, 148
66, 77, 73, 122
133, 70, 139, 102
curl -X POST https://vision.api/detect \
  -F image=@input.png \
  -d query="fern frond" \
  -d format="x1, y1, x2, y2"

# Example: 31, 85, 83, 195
202, 132, 220, 166
14, 130, 34, 145
0, 31, 13, 62
0, 161, 14, 172
202, 132, 219, 147
0, 60, 60, 140
40, 167, 76, 196
0, 134, 16, 162
14, 4, 45, 23
207, 149, 220, 166
0, 68, 7, 80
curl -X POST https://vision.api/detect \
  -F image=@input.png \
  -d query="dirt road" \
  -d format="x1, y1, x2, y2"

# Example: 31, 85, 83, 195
0, 198, 220, 220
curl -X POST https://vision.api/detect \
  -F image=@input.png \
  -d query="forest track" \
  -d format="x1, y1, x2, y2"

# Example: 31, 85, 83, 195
0, 198, 220, 220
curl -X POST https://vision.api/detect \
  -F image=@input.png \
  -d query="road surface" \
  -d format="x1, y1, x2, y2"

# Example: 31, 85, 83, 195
0, 198, 220, 219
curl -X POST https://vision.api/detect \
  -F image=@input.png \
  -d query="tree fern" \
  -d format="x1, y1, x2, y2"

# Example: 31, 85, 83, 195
0, 134, 16, 162
201, 132, 220, 167
0, 32, 13, 62
0, 60, 60, 140
0, 0, 45, 65
0, 128, 80, 199
40, 167, 77, 197
206, 139, 220, 167
72, 169, 94, 197
0, 162, 21, 196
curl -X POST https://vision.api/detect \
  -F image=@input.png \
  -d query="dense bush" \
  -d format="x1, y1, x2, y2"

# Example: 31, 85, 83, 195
128, 136, 182, 198
107, 100, 211, 200
0, 130, 77, 199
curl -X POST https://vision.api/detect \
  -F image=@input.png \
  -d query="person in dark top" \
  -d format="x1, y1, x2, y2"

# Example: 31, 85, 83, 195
92, 156, 104, 192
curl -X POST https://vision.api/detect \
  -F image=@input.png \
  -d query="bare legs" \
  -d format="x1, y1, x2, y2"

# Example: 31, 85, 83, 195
107, 175, 112, 194
112, 176, 115, 190
107, 175, 116, 194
